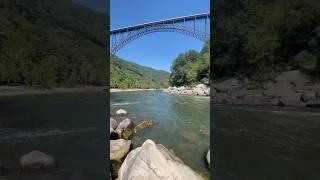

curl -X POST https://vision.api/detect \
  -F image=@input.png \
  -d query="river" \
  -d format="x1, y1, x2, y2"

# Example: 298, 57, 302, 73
0, 92, 107, 180
212, 104, 320, 180
2, 91, 317, 180
111, 91, 211, 177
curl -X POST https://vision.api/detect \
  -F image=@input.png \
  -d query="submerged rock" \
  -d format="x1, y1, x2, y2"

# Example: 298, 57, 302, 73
110, 139, 131, 162
134, 120, 155, 134
117, 139, 204, 180
20, 151, 55, 172
116, 109, 127, 115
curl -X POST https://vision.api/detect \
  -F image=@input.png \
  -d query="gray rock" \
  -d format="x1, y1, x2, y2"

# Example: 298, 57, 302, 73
117, 139, 204, 180
20, 151, 55, 171
116, 109, 127, 115
301, 91, 317, 103
214, 78, 240, 93
275, 70, 310, 88
110, 139, 131, 162
278, 93, 303, 107
134, 120, 155, 134
110, 118, 118, 130
116, 118, 132, 136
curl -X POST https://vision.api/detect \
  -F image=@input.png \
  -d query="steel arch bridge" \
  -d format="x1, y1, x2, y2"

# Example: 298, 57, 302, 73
110, 12, 210, 55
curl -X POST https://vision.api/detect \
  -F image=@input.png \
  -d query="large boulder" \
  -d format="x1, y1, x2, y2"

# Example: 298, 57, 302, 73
134, 120, 155, 134
116, 109, 127, 115
110, 139, 131, 162
117, 139, 204, 180
272, 93, 303, 107
196, 84, 208, 90
274, 70, 310, 88
214, 78, 240, 93
20, 151, 55, 171
116, 118, 132, 136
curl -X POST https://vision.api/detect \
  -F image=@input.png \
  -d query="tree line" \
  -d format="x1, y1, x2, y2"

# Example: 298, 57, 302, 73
169, 40, 210, 87
213, 0, 320, 87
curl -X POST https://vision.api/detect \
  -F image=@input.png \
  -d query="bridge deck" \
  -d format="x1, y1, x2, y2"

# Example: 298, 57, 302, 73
111, 12, 210, 35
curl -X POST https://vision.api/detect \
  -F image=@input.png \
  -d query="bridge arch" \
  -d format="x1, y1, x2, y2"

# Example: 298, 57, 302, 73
110, 13, 210, 55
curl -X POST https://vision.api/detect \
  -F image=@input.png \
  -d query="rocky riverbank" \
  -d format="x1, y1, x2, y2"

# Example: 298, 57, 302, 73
212, 70, 320, 107
164, 70, 320, 107
110, 88, 159, 93
109, 109, 210, 180
163, 84, 210, 96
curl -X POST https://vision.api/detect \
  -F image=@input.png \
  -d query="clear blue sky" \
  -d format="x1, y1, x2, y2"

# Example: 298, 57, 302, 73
111, 0, 210, 72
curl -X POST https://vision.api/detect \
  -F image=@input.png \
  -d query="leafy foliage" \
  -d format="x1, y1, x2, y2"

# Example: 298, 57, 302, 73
169, 40, 210, 86
214, 0, 320, 84
111, 55, 169, 89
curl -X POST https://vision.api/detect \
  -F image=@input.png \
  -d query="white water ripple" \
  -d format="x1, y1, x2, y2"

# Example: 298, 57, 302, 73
0, 128, 96, 140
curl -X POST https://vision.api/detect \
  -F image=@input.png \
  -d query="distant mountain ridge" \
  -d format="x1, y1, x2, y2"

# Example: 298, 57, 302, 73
111, 55, 170, 89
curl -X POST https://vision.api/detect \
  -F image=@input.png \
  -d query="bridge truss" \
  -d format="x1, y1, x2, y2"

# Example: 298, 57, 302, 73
110, 12, 210, 55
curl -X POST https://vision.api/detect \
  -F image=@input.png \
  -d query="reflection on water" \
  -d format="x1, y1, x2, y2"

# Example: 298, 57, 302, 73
111, 91, 210, 177
212, 104, 320, 180
0, 93, 107, 180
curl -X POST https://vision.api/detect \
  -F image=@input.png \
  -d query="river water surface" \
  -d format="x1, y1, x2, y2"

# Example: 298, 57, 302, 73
0, 92, 107, 180
212, 104, 320, 180
111, 91, 211, 177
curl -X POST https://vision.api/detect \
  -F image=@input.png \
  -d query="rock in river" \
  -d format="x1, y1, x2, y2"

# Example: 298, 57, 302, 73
116, 109, 127, 115
20, 151, 55, 171
117, 139, 204, 180
116, 118, 132, 136
110, 139, 131, 161
110, 117, 118, 130
134, 119, 155, 134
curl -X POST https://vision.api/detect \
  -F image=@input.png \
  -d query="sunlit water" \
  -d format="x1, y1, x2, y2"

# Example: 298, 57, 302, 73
212, 104, 320, 180
0, 92, 107, 180
111, 91, 210, 177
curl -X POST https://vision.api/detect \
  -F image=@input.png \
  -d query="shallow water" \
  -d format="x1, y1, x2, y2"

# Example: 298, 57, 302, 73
0, 92, 107, 180
111, 91, 210, 177
212, 104, 320, 180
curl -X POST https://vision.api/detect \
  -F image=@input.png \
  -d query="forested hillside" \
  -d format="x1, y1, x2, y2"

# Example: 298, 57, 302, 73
0, 0, 108, 88
214, 0, 320, 86
169, 40, 210, 87
111, 56, 169, 89
0, 0, 169, 89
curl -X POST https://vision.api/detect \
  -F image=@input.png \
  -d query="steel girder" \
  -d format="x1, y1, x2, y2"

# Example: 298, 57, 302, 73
110, 24, 209, 54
